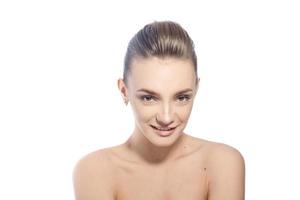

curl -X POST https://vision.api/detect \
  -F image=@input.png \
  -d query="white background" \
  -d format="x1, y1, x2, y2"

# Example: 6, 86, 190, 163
1, 0, 299, 199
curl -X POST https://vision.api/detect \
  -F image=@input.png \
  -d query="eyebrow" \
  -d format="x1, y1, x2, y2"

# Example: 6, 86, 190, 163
136, 88, 193, 95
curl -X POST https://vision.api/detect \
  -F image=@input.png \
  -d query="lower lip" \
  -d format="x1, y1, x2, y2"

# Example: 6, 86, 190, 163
150, 125, 177, 137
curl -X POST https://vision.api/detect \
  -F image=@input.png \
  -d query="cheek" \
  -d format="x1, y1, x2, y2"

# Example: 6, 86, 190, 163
177, 105, 194, 120
132, 103, 154, 121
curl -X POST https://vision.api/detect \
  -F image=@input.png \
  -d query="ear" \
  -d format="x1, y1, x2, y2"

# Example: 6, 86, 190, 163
195, 77, 200, 94
117, 78, 129, 99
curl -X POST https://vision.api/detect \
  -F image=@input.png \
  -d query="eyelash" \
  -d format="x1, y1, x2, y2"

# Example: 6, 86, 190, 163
140, 95, 191, 103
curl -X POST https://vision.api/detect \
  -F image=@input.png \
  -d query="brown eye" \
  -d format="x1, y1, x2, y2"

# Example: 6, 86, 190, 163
140, 95, 155, 102
177, 95, 191, 102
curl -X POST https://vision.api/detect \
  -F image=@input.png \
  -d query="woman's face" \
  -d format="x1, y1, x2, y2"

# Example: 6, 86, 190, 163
118, 56, 199, 147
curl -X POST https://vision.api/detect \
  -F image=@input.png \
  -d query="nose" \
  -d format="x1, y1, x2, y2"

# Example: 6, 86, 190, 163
156, 102, 174, 126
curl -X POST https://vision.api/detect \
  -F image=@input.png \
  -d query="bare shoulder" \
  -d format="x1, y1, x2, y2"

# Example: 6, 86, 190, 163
205, 141, 245, 166
73, 148, 113, 175
203, 140, 245, 200
72, 148, 117, 200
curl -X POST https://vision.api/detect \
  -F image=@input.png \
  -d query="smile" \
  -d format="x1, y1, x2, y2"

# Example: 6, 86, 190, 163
150, 125, 177, 137
150, 125, 176, 131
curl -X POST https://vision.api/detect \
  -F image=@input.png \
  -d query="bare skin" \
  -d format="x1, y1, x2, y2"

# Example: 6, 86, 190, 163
73, 57, 245, 200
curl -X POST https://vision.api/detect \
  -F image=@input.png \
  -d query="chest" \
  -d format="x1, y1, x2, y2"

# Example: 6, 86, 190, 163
114, 160, 208, 200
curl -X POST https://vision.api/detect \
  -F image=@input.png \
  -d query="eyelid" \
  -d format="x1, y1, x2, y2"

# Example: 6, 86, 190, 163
177, 94, 192, 97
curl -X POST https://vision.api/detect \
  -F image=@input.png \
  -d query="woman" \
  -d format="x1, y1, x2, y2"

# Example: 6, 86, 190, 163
73, 21, 245, 200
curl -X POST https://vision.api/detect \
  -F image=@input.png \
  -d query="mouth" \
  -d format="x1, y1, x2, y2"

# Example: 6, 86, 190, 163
150, 125, 177, 137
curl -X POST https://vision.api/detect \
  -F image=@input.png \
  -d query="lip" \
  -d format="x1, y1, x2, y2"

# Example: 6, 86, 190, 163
150, 125, 177, 137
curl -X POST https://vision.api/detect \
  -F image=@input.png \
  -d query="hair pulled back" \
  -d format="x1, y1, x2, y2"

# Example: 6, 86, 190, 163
123, 21, 198, 85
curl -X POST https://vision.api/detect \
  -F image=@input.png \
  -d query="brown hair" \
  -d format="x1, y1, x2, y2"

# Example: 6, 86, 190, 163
123, 20, 198, 85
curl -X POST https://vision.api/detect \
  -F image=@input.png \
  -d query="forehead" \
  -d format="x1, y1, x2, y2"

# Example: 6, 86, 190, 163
128, 57, 196, 93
